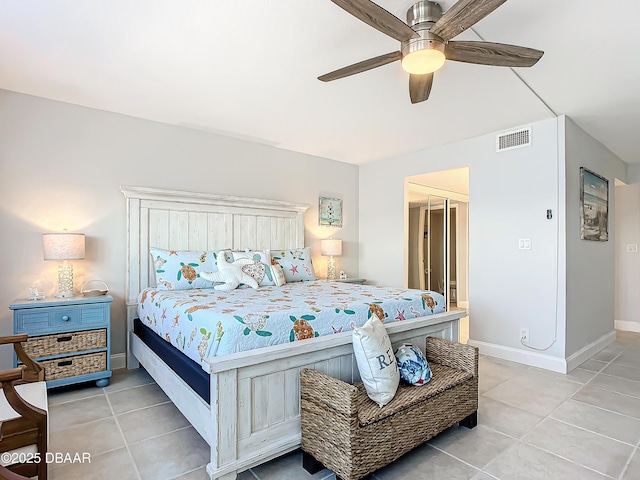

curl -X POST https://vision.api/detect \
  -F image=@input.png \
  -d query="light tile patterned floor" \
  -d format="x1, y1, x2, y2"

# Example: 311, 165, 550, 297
47, 330, 640, 479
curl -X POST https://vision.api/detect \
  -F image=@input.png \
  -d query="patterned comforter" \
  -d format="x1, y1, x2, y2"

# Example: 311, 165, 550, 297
137, 281, 445, 365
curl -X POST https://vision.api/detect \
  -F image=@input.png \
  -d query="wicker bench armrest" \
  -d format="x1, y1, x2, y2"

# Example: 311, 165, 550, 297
300, 368, 358, 417
426, 337, 478, 376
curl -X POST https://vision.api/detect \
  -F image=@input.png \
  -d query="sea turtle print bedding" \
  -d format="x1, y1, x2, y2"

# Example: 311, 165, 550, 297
137, 281, 445, 365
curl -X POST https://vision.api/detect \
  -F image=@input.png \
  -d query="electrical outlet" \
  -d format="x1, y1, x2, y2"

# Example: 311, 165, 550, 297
520, 328, 530, 343
518, 239, 532, 250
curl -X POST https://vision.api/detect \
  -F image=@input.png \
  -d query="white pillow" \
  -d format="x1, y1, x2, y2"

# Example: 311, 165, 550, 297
352, 314, 399, 407
270, 263, 286, 287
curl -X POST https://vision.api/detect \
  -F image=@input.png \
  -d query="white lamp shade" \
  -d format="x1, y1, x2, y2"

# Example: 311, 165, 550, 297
321, 239, 342, 256
43, 233, 86, 260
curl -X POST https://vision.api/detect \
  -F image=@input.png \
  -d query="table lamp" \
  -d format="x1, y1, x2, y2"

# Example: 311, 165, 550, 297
43, 231, 85, 298
321, 238, 342, 281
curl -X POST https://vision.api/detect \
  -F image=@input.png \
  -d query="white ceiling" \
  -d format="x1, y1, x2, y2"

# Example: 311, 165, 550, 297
1, 0, 639, 166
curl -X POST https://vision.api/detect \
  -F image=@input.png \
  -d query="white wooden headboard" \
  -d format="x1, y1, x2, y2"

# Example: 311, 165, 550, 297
120, 185, 309, 321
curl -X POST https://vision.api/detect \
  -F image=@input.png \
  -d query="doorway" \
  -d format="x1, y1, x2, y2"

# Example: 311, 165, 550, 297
406, 167, 469, 340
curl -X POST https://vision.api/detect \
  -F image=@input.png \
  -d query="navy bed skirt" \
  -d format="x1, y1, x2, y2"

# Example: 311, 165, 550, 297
134, 318, 210, 404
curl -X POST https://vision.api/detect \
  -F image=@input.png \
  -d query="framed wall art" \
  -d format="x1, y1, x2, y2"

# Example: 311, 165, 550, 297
580, 167, 608, 241
319, 197, 342, 227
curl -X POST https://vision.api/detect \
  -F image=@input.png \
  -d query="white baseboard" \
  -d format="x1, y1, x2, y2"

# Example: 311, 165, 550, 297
111, 353, 127, 370
469, 329, 617, 374
467, 339, 567, 373
615, 320, 640, 333
565, 330, 616, 372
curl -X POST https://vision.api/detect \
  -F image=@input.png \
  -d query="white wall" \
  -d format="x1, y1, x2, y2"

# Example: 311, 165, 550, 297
360, 117, 565, 361
628, 164, 640, 184
361, 116, 629, 370
0, 90, 359, 369
614, 184, 640, 331
563, 117, 627, 356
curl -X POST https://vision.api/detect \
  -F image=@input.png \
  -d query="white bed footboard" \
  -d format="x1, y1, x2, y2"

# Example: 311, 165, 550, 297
132, 310, 462, 479
156, 310, 462, 479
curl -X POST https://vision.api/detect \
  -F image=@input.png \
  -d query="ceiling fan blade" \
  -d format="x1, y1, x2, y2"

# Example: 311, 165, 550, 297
409, 73, 434, 104
445, 41, 543, 67
330, 0, 419, 42
430, 0, 508, 41
319, 51, 402, 82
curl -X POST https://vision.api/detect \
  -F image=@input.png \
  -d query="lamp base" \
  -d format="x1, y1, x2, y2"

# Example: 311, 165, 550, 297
56, 262, 75, 298
327, 256, 336, 281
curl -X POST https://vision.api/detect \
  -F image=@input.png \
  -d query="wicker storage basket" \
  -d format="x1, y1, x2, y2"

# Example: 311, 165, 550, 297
22, 329, 107, 358
301, 336, 479, 480
40, 352, 107, 381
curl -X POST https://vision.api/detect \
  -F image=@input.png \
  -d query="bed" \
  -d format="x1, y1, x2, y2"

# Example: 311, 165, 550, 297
121, 185, 466, 480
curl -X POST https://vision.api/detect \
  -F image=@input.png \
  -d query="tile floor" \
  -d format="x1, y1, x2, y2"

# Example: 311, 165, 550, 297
46, 330, 640, 480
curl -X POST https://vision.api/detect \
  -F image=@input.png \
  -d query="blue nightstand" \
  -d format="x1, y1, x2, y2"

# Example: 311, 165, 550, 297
10, 295, 113, 388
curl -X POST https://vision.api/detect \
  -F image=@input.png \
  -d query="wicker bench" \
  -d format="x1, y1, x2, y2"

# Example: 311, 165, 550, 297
300, 336, 478, 480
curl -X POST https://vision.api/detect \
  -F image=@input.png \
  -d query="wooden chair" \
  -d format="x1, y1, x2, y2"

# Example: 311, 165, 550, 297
0, 334, 48, 480
0, 464, 31, 480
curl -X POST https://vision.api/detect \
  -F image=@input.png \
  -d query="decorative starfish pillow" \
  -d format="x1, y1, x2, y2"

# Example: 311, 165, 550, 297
270, 247, 317, 283
200, 251, 259, 291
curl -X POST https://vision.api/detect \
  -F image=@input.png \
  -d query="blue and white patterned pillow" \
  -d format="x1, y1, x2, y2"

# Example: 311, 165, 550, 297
270, 263, 286, 287
395, 344, 432, 386
150, 248, 219, 290
230, 250, 275, 286
270, 247, 317, 282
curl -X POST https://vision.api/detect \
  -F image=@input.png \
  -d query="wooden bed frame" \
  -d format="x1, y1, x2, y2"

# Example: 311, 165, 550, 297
121, 185, 465, 480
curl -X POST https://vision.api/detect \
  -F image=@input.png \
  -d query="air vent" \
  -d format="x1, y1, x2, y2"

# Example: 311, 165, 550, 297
496, 127, 532, 152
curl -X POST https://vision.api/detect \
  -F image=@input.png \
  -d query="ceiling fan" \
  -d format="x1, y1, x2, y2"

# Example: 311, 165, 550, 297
319, 0, 544, 104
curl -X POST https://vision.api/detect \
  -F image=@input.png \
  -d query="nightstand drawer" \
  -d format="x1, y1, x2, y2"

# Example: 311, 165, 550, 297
23, 329, 107, 358
15, 304, 109, 333
80, 306, 108, 324
52, 305, 107, 326
40, 352, 107, 381
52, 308, 79, 326
17, 310, 50, 330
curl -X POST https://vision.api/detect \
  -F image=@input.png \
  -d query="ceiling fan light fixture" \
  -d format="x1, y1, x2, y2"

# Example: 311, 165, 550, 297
401, 48, 446, 74
320, 0, 544, 104
401, 1, 446, 75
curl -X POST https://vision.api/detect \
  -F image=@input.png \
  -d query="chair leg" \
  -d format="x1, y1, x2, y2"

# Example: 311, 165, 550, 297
37, 418, 47, 480
460, 411, 477, 429
37, 451, 47, 480
302, 451, 325, 474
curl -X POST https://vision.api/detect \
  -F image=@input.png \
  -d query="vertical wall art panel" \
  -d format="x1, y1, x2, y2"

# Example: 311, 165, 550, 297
580, 167, 609, 241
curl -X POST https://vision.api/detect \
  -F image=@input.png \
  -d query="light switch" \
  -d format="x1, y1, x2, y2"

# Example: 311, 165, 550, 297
518, 239, 532, 250
627, 244, 638, 253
